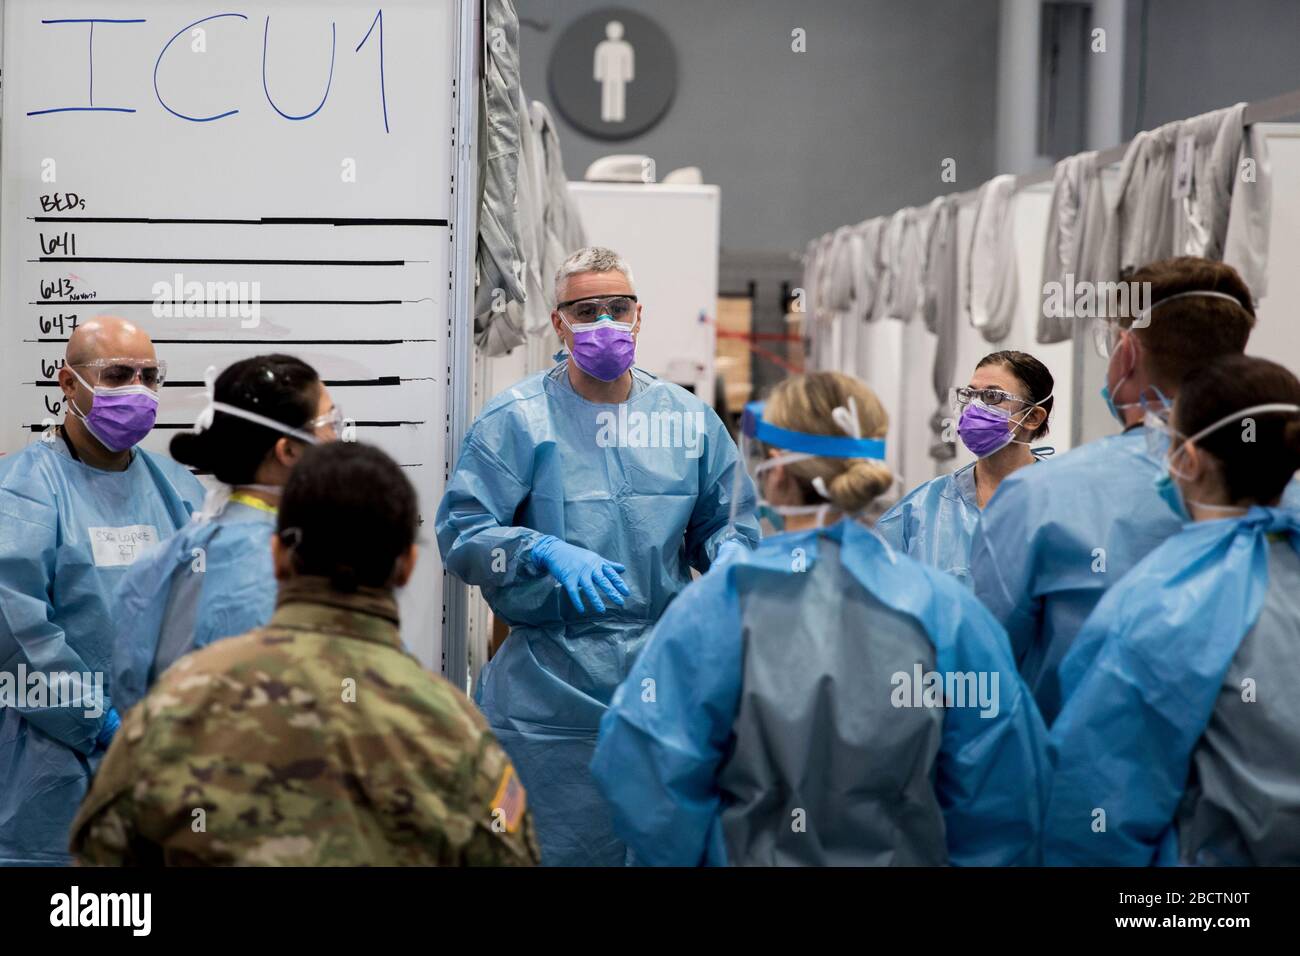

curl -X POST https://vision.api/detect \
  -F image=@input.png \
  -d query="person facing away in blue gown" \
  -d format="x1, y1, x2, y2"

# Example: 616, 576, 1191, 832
591, 371, 1048, 866
111, 355, 340, 717
879, 350, 1054, 585
971, 257, 1264, 724
436, 246, 760, 866
1045, 355, 1300, 866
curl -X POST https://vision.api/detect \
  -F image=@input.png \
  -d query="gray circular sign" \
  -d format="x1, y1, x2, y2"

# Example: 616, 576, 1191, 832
548, 8, 677, 141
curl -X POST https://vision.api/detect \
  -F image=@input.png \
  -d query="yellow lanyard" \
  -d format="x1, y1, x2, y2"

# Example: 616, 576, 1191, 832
229, 491, 279, 515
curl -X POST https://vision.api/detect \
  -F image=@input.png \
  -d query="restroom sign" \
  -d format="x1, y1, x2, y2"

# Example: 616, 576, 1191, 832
548, 8, 677, 141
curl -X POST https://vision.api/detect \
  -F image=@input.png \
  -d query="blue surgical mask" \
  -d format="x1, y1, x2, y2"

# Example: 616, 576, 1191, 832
1100, 383, 1121, 423
1154, 470, 1191, 522
757, 503, 786, 532
1101, 337, 1139, 425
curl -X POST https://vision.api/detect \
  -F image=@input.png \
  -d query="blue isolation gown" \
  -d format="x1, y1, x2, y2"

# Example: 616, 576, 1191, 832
436, 362, 759, 865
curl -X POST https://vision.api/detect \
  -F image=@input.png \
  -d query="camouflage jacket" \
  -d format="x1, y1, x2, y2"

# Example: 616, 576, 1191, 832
70, 576, 540, 866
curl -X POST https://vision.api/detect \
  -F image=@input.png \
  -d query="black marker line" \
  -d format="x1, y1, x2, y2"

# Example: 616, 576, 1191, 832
32, 376, 407, 388
31, 299, 406, 306
33, 256, 408, 266
25, 338, 436, 345
25, 420, 426, 432
30, 216, 447, 227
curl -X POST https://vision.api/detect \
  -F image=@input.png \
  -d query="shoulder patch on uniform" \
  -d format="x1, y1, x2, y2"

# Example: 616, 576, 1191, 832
490, 765, 526, 833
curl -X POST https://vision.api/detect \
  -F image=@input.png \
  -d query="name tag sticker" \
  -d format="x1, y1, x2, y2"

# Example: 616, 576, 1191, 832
88, 525, 159, 568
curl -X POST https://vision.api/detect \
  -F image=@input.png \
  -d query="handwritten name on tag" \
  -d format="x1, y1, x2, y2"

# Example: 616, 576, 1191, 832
88, 525, 159, 568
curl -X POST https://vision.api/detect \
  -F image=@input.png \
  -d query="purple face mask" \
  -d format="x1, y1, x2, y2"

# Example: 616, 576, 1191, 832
563, 316, 637, 382
68, 368, 159, 452
956, 403, 1013, 457
958, 400, 1026, 458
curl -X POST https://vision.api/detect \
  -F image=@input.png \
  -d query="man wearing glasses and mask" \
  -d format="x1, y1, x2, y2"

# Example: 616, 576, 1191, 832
437, 246, 760, 866
0, 315, 203, 865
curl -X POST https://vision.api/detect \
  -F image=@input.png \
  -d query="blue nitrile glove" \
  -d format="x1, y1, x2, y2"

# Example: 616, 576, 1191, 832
532, 535, 630, 614
96, 707, 122, 749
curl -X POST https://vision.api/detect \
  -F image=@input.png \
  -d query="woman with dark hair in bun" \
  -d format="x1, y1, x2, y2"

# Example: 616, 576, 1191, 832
1046, 354, 1300, 866
110, 354, 338, 718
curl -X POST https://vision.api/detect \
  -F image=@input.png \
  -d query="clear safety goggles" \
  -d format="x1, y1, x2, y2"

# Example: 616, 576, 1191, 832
1092, 317, 1123, 359
556, 294, 638, 326
952, 386, 1035, 412
71, 358, 167, 389
306, 407, 345, 438
1146, 402, 1300, 479
1093, 290, 1249, 359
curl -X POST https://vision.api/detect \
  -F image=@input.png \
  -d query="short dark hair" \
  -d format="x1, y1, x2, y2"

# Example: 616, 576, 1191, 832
1174, 355, 1300, 505
277, 442, 419, 592
1121, 257, 1256, 392
976, 350, 1054, 439
170, 354, 319, 484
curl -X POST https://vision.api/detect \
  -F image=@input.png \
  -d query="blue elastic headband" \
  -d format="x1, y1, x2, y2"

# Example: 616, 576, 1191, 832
743, 401, 887, 460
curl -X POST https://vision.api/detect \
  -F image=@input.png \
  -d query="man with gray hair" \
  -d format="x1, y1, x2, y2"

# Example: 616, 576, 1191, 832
437, 245, 759, 866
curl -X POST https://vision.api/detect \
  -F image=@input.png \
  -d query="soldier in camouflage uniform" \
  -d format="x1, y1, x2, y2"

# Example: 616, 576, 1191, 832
70, 442, 540, 866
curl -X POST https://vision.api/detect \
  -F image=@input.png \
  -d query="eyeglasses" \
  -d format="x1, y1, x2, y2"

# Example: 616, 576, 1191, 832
73, 358, 167, 389
556, 295, 638, 324
953, 386, 1030, 410
1093, 317, 1124, 358
306, 407, 344, 437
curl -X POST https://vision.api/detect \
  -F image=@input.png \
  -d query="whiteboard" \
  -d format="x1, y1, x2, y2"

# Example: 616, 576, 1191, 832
0, 0, 475, 672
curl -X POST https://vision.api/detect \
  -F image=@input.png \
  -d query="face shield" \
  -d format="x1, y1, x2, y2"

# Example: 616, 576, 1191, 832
729, 398, 889, 534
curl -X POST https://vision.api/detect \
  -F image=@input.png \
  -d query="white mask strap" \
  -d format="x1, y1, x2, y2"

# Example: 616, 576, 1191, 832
1184, 402, 1300, 448
1140, 289, 1247, 322
192, 365, 320, 445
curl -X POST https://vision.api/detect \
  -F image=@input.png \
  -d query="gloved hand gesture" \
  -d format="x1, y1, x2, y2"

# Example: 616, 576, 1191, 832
532, 535, 630, 614
95, 707, 121, 750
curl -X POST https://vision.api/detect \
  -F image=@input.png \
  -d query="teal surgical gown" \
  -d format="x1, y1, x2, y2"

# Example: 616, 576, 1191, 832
111, 499, 278, 716
590, 518, 1048, 866
435, 363, 759, 866
1044, 507, 1300, 865
0, 437, 202, 865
